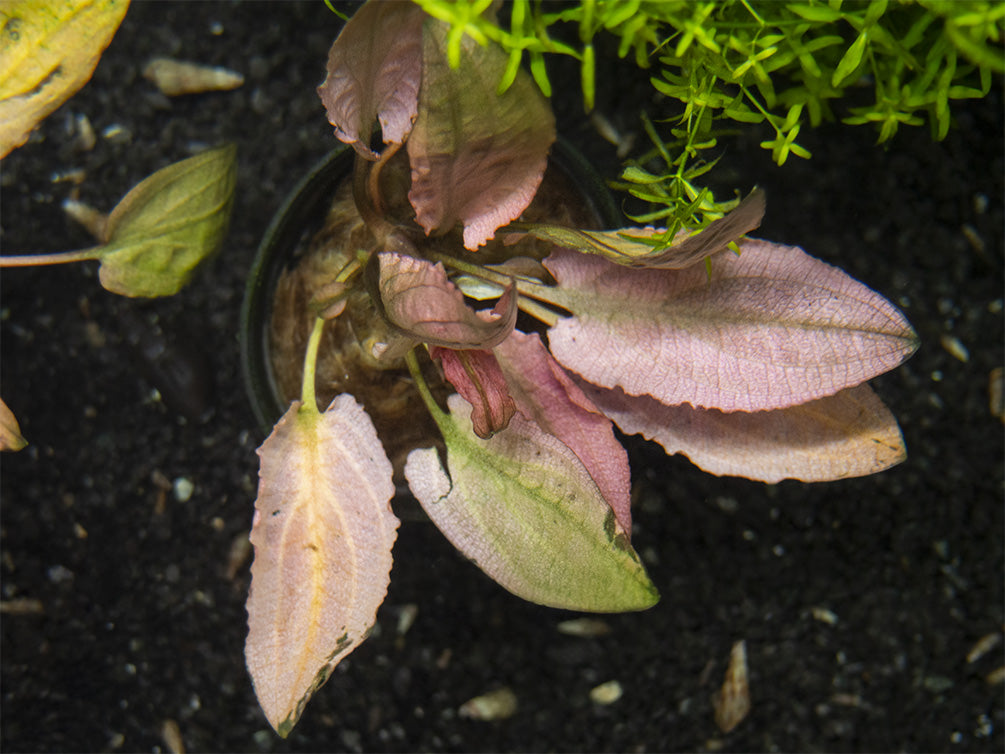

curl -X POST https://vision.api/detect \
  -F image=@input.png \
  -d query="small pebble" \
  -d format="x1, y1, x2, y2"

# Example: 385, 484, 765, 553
714, 641, 750, 734
459, 687, 517, 720
225, 534, 251, 580
940, 334, 969, 363
160, 718, 185, 754
143, 58, 244, 96
989, 368, 1003, 420
173, 477, 194, 502
589, 680, 623, 705
966, 632, 1001, 664
75, 113, 96, 151
396, 603, 419, 637
101, 123, 132, 144
811, 607, 839, 626
557, 618, 611, 637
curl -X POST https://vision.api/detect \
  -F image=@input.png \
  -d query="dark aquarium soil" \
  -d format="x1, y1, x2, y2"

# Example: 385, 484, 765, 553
1, 3, 1002, 752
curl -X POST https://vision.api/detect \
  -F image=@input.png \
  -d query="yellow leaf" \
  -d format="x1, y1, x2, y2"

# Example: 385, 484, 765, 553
0, 397, 27, 451
245, 396, 399, 737
0, 0, 130, 158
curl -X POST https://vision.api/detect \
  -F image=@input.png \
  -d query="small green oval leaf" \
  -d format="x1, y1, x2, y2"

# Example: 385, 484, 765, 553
95, 143, 237, 297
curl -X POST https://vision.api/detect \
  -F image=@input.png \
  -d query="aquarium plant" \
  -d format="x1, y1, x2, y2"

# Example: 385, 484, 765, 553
240, 0, 925, 735
2, 0, 1001, 741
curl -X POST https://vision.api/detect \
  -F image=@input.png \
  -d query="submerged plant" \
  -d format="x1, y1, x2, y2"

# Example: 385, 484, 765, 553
243, 1, 919, 736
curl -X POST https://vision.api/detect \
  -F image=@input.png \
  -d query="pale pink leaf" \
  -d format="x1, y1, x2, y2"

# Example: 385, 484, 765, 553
494, 331, 632, 532
404, 395, 657, 612
544, 239, 919, 411
317, 1, 424, 158
519, 189, 765, 270
430, 347, 516, 438
245, 396, 399, 737
582, 381, 907, 483
407, 19, 556, 249
377, 252, 517, 348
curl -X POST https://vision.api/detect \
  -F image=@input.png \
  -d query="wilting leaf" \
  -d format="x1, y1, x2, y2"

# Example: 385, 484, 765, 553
0, 398, 27, 452
245, 396, 399, 737
408, 19, 556, 249
404, 395, 657, 612
581, 382, 907, 483
494, 331, 632, 532
317, 0, 424, 158
377, 252, 517, 348
518, 189, 765, 270
544, 240, 919, 412
0, 0, 129, 158
430, 347, 515, 439
95, 144, 237, 297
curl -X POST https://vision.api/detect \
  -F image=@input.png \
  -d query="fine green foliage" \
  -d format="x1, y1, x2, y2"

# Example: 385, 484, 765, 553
410, 0, 1003, 238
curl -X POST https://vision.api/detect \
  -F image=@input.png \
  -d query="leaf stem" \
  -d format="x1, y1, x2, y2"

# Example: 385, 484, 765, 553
423, 249, 567, 311
0, 247, 104, 267
300, 316, 326, 414
404, 348, 449, 431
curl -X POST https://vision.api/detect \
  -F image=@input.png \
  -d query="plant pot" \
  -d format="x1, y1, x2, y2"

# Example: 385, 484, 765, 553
240, 139, 621, 473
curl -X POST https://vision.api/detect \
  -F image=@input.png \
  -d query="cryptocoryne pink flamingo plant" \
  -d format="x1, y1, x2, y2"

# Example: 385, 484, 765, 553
243, 1, 918, 736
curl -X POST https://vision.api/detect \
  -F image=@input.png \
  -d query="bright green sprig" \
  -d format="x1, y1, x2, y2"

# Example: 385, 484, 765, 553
410, 0, 1002, 233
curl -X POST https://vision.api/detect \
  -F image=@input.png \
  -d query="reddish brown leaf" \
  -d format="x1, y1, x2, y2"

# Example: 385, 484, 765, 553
431, 347, 516, 438
494, 331, 632, 532
407, 20, 555, 248
377, 252, 517, 348
317, 0, 424, 158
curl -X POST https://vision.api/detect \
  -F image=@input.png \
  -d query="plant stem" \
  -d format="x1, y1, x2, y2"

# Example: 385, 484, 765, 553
404, 348, 449, 431
0, 247, 103, 267
423, 250, 567, 311
300, 316, 326, 414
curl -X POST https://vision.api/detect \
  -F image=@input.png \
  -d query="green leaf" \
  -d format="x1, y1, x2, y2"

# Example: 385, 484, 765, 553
786, 3, 843, 23
95, 144, 237, 297
405, 395, 658, 612
0, 0, 130, 158
832, 31, 868, 88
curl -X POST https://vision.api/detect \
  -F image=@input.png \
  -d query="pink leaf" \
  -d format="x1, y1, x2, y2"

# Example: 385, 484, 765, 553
245, 396, 398, 737
582, 381, 907, 483
431, 347, 516, 438
544, 240, 919, 411
407, 20, 556, 249
377, 252, 517, 348
317, 1, 424, 158
494, 331, 632, 532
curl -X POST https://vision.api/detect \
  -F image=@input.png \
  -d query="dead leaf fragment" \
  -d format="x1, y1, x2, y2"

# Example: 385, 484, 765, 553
143, 58, 243, 96
714, 640, 750, 734
0, 0, 129, 157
